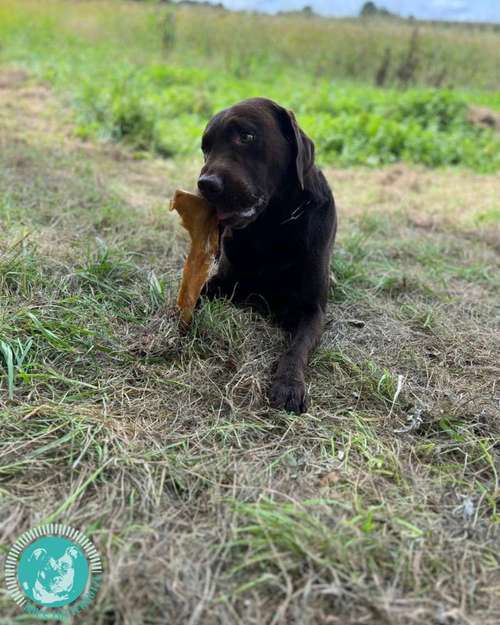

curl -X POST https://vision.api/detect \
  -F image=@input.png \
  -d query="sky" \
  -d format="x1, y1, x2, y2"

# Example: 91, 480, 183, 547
193, 0, 500, 22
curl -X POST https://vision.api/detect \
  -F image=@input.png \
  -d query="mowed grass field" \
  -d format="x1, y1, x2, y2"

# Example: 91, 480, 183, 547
1, 2, 500, 624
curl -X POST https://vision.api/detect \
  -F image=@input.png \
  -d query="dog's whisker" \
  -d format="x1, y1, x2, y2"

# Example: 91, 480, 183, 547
281, 199, 311, 225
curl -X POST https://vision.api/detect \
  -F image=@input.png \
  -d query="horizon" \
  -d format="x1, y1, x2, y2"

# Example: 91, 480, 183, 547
177, 0, 500, 23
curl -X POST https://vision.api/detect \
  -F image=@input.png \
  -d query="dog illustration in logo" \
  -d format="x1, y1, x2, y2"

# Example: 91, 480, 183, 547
23, 546, 80, 605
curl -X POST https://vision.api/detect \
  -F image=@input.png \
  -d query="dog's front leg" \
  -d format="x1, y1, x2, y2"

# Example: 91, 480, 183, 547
269, 304, 325, 414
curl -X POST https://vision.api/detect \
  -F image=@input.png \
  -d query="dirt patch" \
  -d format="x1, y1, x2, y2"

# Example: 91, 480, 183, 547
0, 67, 29, 89
468, 105, 500, 131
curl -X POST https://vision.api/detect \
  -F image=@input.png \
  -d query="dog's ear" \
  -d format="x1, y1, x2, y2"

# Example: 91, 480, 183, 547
30, 548, 47, 562
279, 108, 315, 190
66, 546, 79, 560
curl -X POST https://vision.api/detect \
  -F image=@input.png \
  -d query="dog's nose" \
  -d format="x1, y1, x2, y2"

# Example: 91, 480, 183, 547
197, 174, 223, 201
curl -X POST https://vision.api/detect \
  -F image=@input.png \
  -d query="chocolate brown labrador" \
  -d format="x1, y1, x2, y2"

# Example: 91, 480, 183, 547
198, 97, 337, 414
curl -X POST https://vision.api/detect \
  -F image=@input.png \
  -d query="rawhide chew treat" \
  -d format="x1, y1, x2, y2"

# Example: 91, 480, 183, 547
170, 189, 218, 325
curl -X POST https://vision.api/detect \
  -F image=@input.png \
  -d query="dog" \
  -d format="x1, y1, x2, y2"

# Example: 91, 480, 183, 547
25, 546, 80, 604
198, 97, 337, 414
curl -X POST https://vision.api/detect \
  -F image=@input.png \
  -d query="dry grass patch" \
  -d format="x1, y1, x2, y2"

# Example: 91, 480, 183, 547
328, 164, 500, 246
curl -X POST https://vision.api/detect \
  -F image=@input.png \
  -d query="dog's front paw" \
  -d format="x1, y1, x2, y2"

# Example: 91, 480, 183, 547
269, 376, 307, 414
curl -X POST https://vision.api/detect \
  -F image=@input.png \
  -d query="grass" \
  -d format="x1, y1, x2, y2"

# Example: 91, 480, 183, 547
2, 0, 499, 89
0, 1, 499, 170
0, 2, 500, 623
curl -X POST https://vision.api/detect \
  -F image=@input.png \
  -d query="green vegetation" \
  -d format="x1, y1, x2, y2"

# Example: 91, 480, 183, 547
0, 0, 499, 170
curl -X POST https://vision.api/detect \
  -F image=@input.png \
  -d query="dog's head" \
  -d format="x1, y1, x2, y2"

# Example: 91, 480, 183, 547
29, 546, 79, 596
198, 97, 315, 229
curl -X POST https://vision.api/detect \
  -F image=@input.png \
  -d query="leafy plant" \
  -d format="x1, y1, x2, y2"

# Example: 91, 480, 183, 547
0, 338, 33, 399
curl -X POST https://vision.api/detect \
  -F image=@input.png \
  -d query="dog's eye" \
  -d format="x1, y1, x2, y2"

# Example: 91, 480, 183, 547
239, 132, 255, 144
